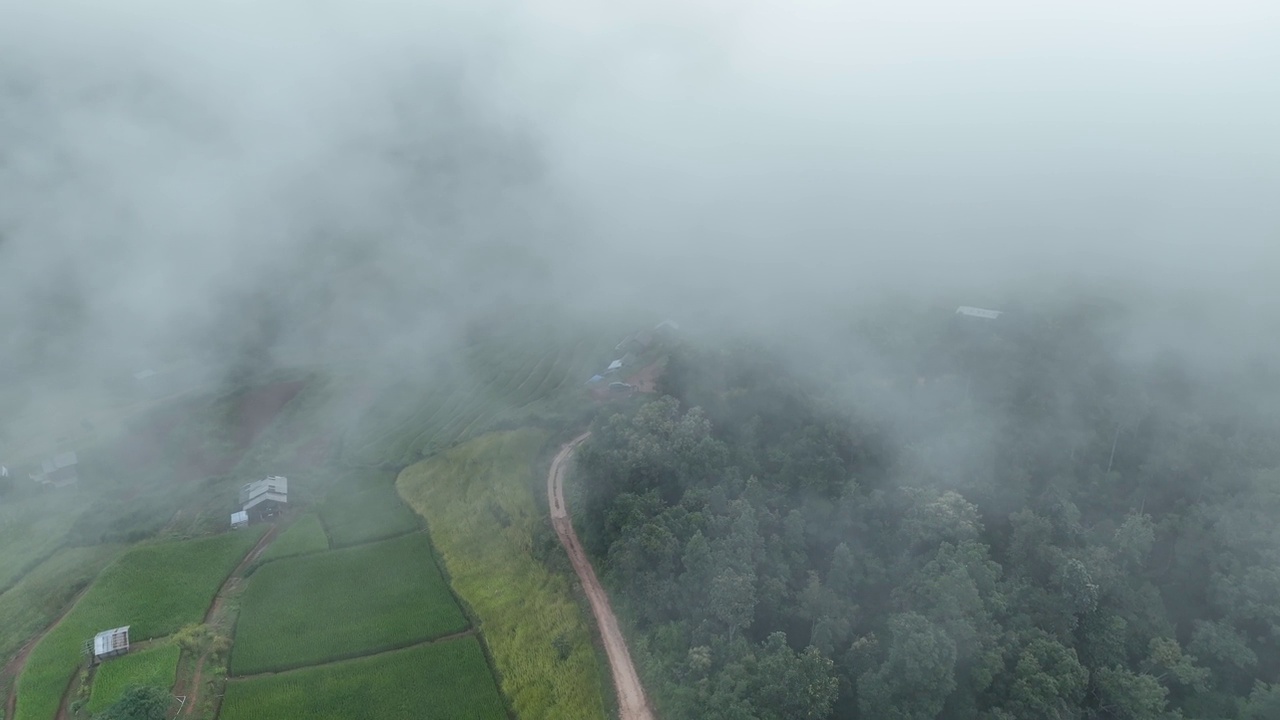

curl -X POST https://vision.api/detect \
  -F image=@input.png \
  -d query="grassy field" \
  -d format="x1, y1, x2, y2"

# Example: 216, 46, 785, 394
221, 635, 506, 720
0, 545, 123, 666
343, 322, 613, 468
254, 514, 327, 566
0, 495, 92, 594
15, 528, 265, 720
86, 641, 181, 713
318, 476, 419, 549
230, 533, 467, 675
398, 430, 609, 720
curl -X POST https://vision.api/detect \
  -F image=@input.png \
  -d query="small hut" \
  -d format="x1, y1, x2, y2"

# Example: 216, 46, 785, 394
91, 626, 130, 664
230, 511, 249, 530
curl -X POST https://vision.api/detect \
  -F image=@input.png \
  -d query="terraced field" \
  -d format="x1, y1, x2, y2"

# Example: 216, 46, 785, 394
220, 636, 507, 720
0, 496, 91, 594
318, 476, 420, 549
252, 513, 327, 567
0, 546, 123, 667
230, 533, 467, 675
86, 641, 180, 713
14, 529, 265, 720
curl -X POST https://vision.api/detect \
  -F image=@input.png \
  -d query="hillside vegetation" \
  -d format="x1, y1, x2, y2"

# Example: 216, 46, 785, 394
578, 306, 1280, 720
398, 429, 609, 720
15, 529, 264, 720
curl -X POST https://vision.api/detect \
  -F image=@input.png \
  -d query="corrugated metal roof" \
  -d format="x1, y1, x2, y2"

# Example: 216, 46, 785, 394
239, 476, 288, 504
231, 511, 248, 525
93, 626, 130, 656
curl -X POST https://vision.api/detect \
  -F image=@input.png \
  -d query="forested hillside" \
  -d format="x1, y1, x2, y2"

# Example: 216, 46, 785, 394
576, 303, 1280, 720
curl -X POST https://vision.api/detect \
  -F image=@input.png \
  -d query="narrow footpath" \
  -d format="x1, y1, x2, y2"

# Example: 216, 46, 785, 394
548, 432, 656, 720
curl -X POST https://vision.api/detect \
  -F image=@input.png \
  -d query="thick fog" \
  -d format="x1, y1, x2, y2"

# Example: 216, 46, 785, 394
2, 0, 1278, 385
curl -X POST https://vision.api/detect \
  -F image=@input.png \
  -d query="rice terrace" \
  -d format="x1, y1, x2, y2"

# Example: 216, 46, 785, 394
0, 314, 673, 720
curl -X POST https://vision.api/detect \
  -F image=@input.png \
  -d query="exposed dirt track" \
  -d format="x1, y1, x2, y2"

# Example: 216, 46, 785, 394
548, 433, 656, 720
2, 584, 91, 720
173, 524, 279, 718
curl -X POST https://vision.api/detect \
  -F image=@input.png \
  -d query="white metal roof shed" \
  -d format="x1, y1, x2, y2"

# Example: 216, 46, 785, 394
93, 626, 130, 657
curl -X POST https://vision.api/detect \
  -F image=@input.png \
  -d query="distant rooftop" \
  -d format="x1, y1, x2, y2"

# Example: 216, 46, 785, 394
955, 306, 1003, 320
42, 452, 78, 474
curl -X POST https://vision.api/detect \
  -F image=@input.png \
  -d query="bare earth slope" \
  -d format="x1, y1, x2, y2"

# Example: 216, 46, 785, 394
548, 433, 656, 720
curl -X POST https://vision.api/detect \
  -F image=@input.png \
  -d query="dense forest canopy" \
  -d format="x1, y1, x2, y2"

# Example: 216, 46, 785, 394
577, 301, 1280, 720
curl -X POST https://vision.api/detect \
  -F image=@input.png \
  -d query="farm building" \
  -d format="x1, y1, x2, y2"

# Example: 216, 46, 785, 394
91, 626, 130, 664
606, 359, 624, 372
231, 510, 249, 529
586, 374, 605, 385
30, 452, 79, 488
955, 306, 1003, 320
240, 475, 288, 520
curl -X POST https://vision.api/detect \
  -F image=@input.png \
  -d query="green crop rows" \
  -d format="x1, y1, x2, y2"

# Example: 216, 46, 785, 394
318, 477, 419, 549
220, 635, 506, 720
15, 528, 265, 720
254, 513, 328, 566
230, 533, 467, 675
0, 494, 91, 593
86, 641, 181, 713
0, 545, 123, 667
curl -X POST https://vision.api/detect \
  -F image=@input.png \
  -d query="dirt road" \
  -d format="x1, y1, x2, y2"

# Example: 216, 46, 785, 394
548, 432, 656, 720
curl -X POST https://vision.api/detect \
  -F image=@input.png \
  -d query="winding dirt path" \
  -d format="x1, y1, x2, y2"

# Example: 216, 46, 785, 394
548, 432, 655, 720
172, 524, 279, 718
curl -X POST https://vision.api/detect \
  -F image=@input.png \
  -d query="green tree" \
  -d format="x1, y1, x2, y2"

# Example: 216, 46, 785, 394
93, 685, 171, 720
857, 613, 957, 720
1092, 666, 1169, 720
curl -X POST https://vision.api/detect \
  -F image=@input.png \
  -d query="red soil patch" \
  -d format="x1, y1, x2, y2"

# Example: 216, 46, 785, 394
292, 434, 332, 468
232, 381, 305, 453
115, 381, 306, 479
624, 361, 663, 394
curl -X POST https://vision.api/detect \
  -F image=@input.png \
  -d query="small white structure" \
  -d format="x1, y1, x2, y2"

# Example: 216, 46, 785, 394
955, 306, 1003, 320
30, 452, 79, 488
607, 359, 624, 371
230, 511, 249, 529
92, 626, 130, 663
240, 476, 288, 519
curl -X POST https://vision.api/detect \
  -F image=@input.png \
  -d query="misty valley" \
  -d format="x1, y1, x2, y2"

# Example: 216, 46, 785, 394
3, 1, 1279, 718
1, 301, 1278, 720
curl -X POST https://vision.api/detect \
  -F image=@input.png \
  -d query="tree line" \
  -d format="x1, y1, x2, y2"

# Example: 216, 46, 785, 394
576, 304, 1280, 719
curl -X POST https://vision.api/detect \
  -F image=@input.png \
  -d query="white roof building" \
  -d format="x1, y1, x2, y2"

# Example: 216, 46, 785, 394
607, 359, 624, 371
955, 306, 1003, 320
231, 511, 249, 528
239, 476, 288, 513
92, 626, 130, 660
31, 452, 79, 488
